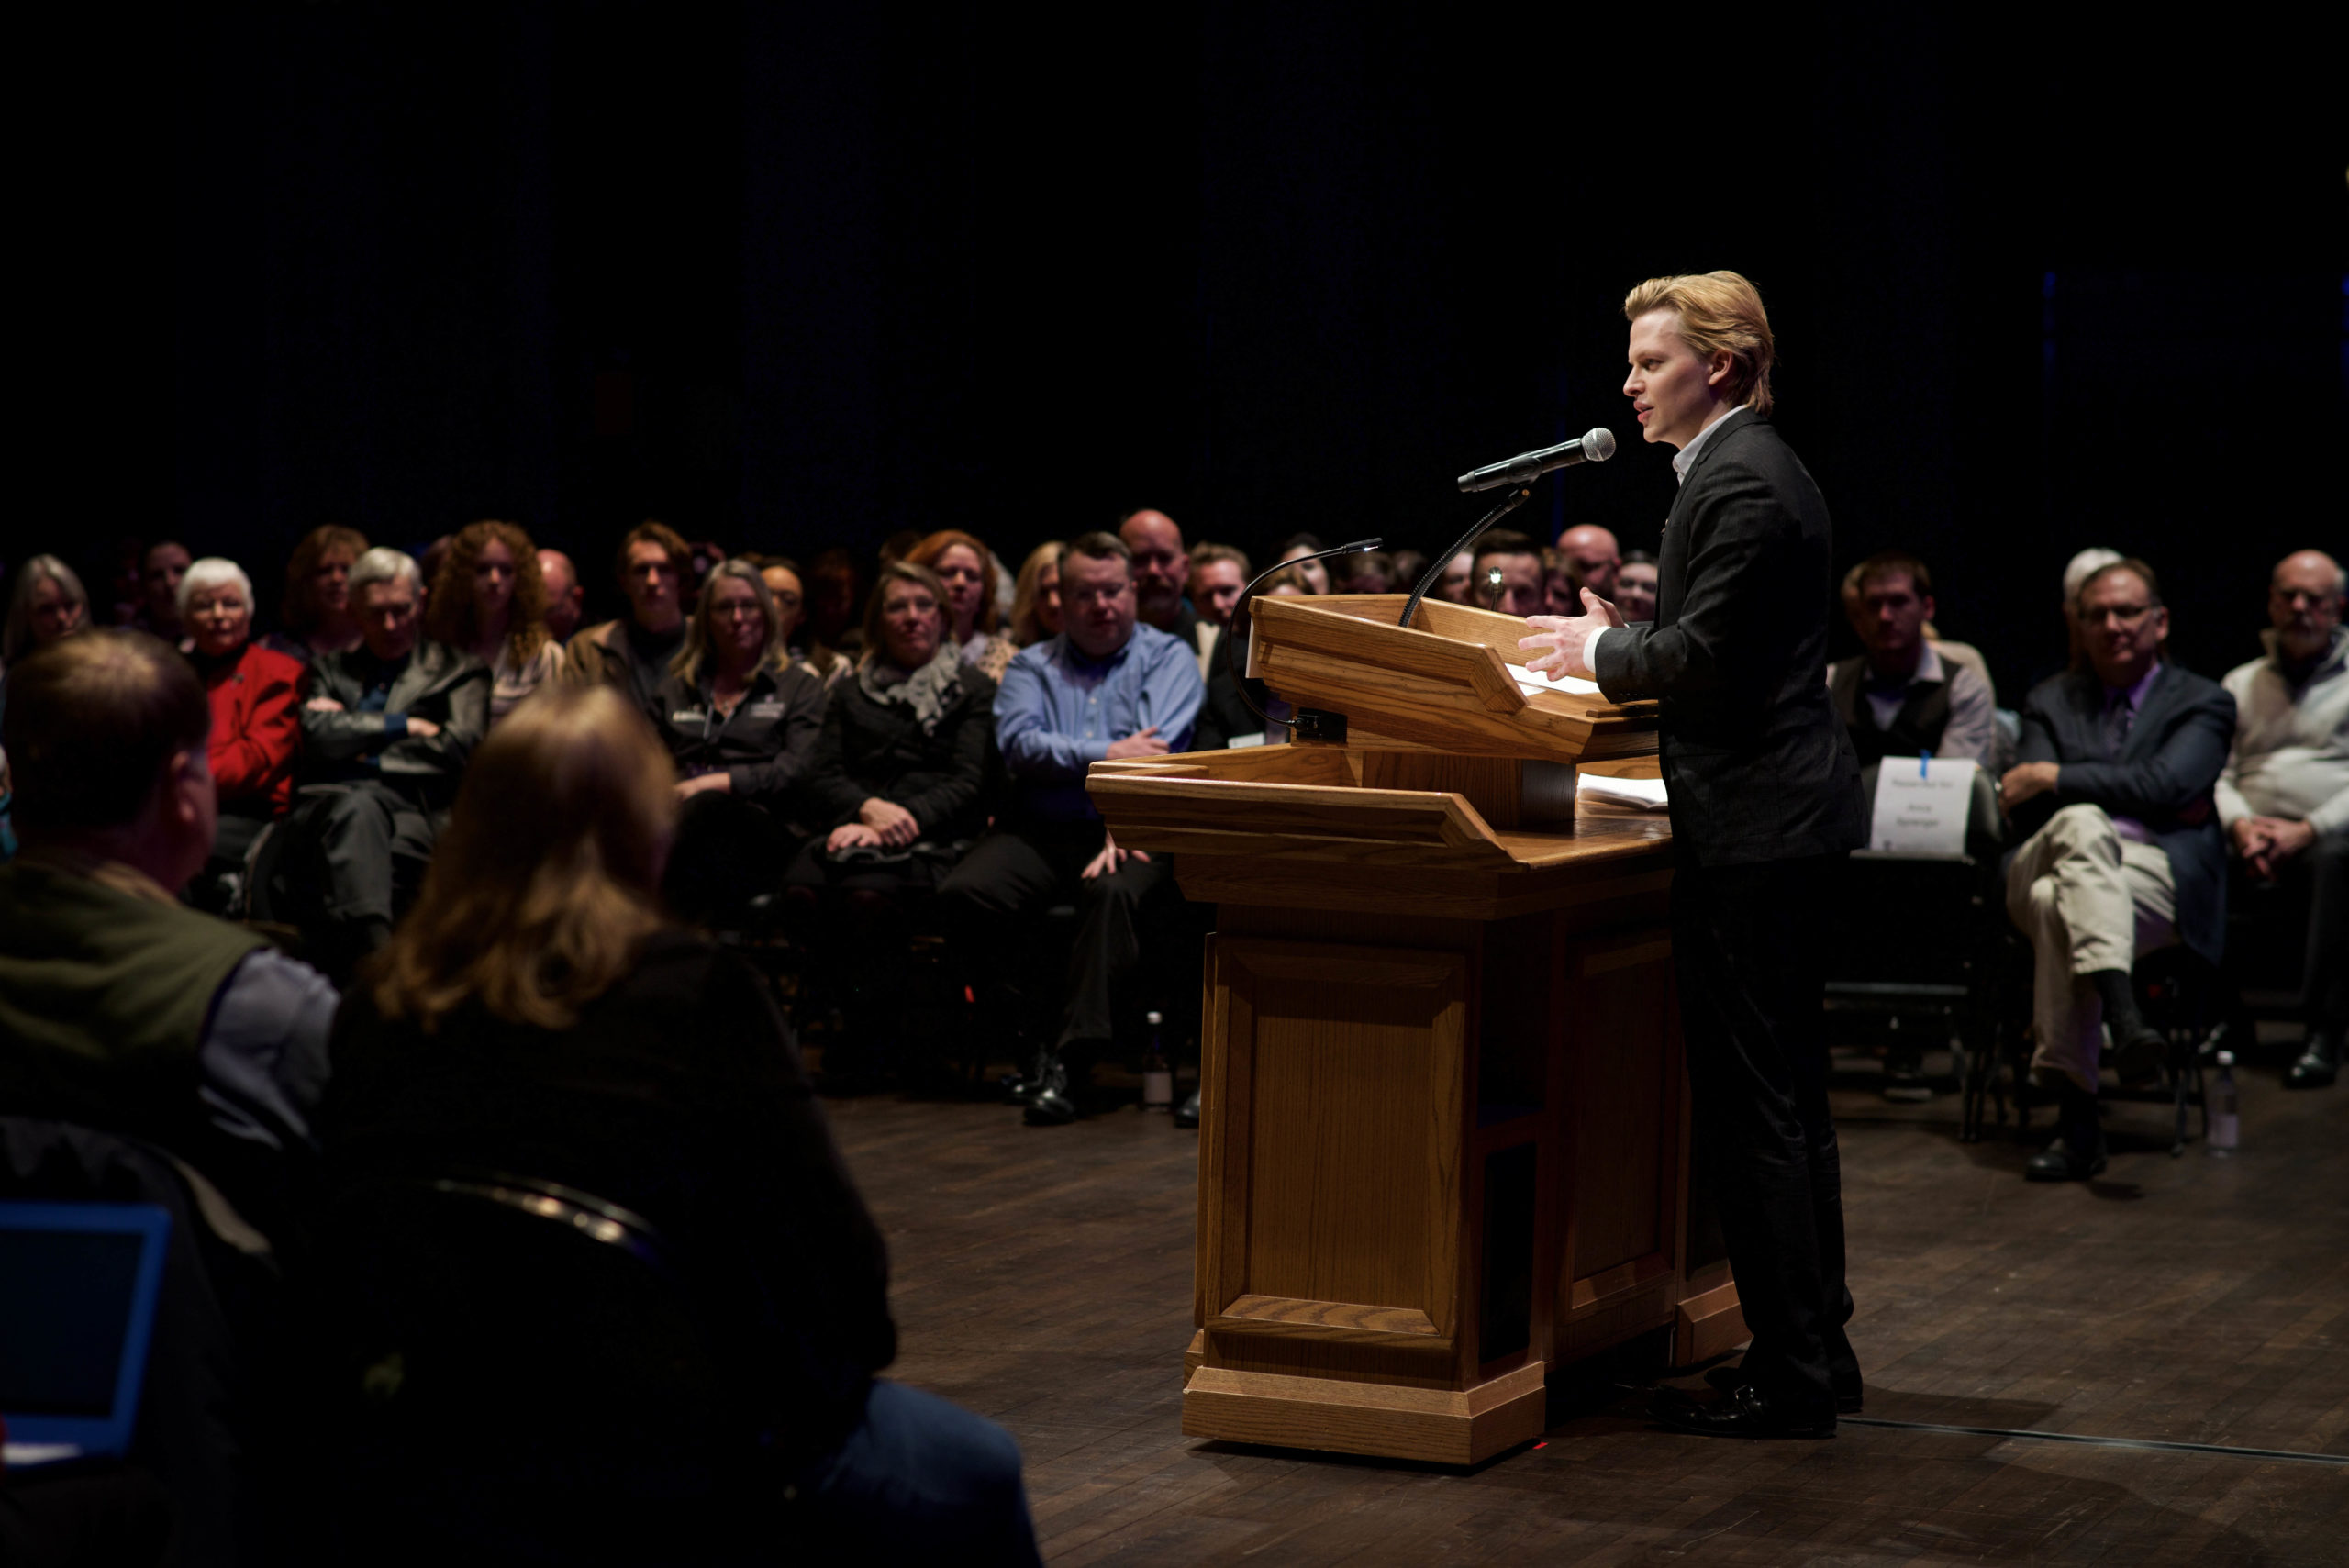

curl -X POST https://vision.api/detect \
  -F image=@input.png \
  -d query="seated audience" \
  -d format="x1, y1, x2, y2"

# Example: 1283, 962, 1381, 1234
1617, 550, 1660, 622
1555, 523, 1622, 603
1000, 541, 1067, 668
2000, 559, 2233, 1181
427, 519, 563, 724
910, 529, 1006, 673
563, 520, 694, 710
1389, 548, 1429, 595
295, 548, 490, 978
806, 547, 866, 654
1473, 529, 1546, 616
651, 558, 827, 923
756, 554, 850, 685
938, 532, 1203, 1127
1542, 548, 1579, 615
1188, 543, 1249, 629
2053, 545, 2124, 675
2217, 548, 2348, 1089
1827, 551, 1997, 766
3, 556, 95, 857
1429, 549, 1475, 605
1335, 550, 1396, 595
267, 524, 370, 663
1121, 508, 1219, 678
317, 684, 1041, 1560
5, 554, 93, 668
1273, 533, 1332, 593
181, 557, 305, 904
136, 539, 194, 645
537, 547, 586, 642
786, 562, 998, 1078
0, 629, 337, 1230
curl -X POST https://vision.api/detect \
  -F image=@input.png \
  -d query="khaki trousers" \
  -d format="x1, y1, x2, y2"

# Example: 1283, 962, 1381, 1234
2005, 804, 2176, 1092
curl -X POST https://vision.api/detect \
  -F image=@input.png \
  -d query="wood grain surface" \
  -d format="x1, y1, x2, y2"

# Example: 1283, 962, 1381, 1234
826, 1015, 2349, 1565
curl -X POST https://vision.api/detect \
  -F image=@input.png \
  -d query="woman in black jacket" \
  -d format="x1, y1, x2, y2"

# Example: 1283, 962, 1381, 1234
786, 562, 997, 1078
317, 685, 1039, 1561
651, 558, 828, 921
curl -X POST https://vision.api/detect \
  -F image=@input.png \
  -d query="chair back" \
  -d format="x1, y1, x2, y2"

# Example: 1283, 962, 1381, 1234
295, 1172, 758, 1565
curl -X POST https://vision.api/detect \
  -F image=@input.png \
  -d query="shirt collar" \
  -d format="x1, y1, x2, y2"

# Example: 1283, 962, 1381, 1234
2105, 660, 2163, 712
1868, 641, 1944, 690
1671, 404, 1750, 484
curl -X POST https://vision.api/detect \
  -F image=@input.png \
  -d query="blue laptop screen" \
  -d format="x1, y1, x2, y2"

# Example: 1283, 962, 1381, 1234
0, 1201, 172, 1458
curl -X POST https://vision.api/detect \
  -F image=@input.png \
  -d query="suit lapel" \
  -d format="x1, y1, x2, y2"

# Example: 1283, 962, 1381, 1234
2117, 666, 2178, 760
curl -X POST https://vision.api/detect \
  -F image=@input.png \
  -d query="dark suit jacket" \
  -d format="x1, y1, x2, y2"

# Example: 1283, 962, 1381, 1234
801, 666, 998, 841
2014, 663, 2235, 963
1590, 412, 1865, 865
651, 661, 829, 811
299, 639, 491, 806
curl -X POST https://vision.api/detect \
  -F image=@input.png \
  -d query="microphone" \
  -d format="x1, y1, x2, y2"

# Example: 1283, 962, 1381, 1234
1221, 538, 1382, 743
1456, 428, 1617, 493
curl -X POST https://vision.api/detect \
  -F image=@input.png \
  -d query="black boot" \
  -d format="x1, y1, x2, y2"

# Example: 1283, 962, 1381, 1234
2088, 968, 2165, 1083
1021, 1050, 1079, 1126
2025, 1082, 2107, 1181
2284, 1030, 2340, 1090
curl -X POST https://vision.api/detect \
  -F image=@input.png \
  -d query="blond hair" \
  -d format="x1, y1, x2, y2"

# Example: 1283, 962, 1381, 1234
369, 684, 674, 1031
1622, 270, 1776, 417
669, 559, 788, 688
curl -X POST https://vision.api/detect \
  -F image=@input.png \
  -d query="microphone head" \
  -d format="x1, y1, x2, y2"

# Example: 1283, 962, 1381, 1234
1583, 428, 1617, 462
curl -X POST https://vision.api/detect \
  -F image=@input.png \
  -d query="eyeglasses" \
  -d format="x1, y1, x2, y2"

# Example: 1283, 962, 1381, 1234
2079, 603, 2155, 627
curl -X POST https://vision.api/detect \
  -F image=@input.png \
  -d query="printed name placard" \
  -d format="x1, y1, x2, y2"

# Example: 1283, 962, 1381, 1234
1867, 757, 1977, 855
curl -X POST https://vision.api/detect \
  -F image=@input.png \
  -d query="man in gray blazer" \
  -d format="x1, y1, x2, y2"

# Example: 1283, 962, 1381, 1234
1524, 271, 1865, 1440
2001, 558, 2233, 1180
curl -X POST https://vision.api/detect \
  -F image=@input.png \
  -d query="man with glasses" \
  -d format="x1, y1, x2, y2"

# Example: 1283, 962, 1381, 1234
938, 532, 1203, 1127
2000, 559, 2234, 1180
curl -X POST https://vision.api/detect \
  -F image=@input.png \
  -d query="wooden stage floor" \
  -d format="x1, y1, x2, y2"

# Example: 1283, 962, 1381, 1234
824, 1037, 2348, 1566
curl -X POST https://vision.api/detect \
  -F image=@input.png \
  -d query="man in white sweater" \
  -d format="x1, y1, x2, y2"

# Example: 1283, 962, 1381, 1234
2217, 550, 2348, 1088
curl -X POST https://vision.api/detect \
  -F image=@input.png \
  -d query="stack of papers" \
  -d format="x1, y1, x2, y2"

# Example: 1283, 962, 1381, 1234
1575, 772, 1669, 811
1513, 664, 1601, 697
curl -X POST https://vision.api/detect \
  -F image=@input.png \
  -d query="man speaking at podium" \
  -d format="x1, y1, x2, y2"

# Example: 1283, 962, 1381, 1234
1522, 272, 1865, 1438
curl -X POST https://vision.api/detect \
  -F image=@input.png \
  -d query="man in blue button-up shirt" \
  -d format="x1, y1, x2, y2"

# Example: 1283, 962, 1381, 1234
939, 532, 1203, 1126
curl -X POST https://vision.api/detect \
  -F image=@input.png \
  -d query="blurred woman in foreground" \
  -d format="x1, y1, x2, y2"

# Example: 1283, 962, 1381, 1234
320, 685, 1040, 1561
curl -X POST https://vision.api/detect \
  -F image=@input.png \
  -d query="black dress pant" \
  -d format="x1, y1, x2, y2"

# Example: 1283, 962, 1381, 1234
2231, 830, 2349, 1031
936, 823, 1177, 1051
1672, 851, 1854, 1412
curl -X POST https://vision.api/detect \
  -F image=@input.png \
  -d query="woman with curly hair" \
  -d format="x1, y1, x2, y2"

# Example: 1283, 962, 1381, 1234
981, 540, 1064, 682
907, 529, 1002, 673
426, 519, 563, 723
268, 524, 370, 662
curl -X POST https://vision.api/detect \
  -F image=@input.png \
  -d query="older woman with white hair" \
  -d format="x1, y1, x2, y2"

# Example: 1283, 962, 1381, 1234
179, 557, 308, 905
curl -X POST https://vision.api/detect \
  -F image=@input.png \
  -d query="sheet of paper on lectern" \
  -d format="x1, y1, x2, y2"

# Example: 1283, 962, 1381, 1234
1575, 772, 1668, 811
1867, 757, 1977, 854
1513, 664, 1601, 696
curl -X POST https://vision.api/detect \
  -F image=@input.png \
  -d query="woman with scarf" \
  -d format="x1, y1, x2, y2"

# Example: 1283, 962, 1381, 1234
786, 561, 998, 1084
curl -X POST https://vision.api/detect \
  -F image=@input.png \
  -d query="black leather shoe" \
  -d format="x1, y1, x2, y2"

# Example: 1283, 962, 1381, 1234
2284, 1032, 2340, 1090
1021, 1055, 1077, 1126
1653, 1382, 1835, 1439
1705, 1363, 1862, 1414
1172, 1089, 1200, 1129
2024, 1130, 2107, 1182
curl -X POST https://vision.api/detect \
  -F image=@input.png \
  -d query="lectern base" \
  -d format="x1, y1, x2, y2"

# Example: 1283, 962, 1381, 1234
1181, 1361, 1549, 1466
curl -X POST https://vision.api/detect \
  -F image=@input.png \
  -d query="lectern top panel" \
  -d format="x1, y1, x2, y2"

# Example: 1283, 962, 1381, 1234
1245, 594, 1657, 765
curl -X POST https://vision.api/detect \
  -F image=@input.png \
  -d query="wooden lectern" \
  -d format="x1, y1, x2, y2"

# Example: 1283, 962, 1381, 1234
1088, 594, 1742, 1465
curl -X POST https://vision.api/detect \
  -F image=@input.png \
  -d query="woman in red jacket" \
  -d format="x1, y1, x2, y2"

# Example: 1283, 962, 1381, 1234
183, 557, 304, 906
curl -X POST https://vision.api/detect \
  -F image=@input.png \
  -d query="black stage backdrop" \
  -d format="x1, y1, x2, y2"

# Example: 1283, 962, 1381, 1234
134, 4, 2346, 695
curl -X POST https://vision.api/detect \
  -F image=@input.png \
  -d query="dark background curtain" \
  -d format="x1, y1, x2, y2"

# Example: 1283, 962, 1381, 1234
83, 3, 2342, 695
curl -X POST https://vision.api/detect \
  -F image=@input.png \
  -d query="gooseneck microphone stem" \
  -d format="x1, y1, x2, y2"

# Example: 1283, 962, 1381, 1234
1398, 484, 1534, 631
1220, 537, 1384, 740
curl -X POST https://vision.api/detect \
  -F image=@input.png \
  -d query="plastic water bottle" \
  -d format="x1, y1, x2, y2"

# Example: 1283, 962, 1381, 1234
1143, 1011, 1173, 1110
2207, 1051, 2240, 1155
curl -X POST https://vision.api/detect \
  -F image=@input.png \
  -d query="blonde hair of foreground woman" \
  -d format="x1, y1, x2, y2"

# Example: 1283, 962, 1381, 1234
369, 684, 676, 1031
